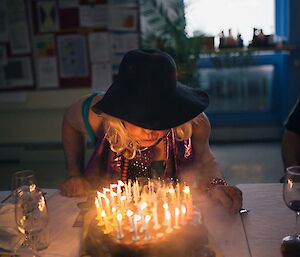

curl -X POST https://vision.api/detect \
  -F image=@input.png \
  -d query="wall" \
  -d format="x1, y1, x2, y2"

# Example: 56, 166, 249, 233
0, 88, 89, 162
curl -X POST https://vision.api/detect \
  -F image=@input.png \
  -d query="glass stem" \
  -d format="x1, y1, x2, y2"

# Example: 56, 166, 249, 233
296, 212, 300, 237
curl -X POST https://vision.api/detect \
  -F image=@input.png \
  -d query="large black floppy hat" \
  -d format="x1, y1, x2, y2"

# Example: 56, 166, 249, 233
92, 49, 209, 130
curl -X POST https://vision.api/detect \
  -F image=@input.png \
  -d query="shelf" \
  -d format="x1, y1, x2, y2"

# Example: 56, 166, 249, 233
200, 45, 297, 55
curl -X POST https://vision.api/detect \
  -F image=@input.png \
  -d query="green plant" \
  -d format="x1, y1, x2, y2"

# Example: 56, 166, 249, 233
140, 0, 204, 88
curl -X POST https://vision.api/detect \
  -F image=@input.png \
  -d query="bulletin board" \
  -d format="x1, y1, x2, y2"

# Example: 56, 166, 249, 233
0, 0, 140, 91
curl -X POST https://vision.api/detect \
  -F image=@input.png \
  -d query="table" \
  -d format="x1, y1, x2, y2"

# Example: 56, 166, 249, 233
0, 183, 292, 257
238, 183, 294, 257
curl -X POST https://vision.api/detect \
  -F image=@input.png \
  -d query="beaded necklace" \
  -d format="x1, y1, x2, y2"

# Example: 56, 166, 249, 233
120, 130, 170, 181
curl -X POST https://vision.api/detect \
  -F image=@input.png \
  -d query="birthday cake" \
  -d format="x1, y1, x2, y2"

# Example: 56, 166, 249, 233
84, 179, 216, 257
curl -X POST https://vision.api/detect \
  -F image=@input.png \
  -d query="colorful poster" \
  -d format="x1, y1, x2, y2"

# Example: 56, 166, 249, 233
112, 32, 138, 53
37, 1, 59, 32
92, 63, 112, 91
34, 35, 58, 88
79, 5, 108, 28
109, 7, 137, 31
88, 32, 110, 63
57, 34, 89, 78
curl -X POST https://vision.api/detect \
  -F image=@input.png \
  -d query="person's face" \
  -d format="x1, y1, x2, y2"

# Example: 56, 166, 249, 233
123, 122, 167, 147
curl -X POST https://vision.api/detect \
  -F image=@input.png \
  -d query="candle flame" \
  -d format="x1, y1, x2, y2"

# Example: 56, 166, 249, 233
127, 210, 133, 217
134, 214, 141, 222
166, 210, 171, 220
97, 191, 106, 198
183, 186, 190, 194
112, 206, 116, 213
118, 180, 125, 186
103, 188, 110, 193
175, 207, 180, 216
120, 195, 126, 201
145, 215, 151, 222
168, 188, 175, 194
181, 205, 187, 215
288, 179, 293, 189
29, 184, 36, 192
140, 202, 147, 210
110, 191, 117, 197
163, 203, 168, 210
117, 213, 122, 221
101, 210, 106, 217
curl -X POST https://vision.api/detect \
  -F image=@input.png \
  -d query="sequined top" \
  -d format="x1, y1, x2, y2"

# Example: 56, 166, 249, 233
81, 92, 195, 184
84, 128, 194, 183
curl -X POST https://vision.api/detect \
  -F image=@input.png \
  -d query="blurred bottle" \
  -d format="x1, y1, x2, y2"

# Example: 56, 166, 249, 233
219, 30, 225, 49
237, 32, 244, 48
227, 29, 236, 47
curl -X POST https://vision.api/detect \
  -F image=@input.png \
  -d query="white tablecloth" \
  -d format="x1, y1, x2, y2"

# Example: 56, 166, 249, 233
0, 183, 292, 257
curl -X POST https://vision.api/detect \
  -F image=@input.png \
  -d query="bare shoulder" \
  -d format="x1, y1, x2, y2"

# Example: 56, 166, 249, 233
191, 112, 211, 139
64, 94, 104, 134
89, 94, 104, 132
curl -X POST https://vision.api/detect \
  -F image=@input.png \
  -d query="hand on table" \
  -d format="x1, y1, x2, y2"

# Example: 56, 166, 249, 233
60, 176, 91, 197
208, 185, 243, 214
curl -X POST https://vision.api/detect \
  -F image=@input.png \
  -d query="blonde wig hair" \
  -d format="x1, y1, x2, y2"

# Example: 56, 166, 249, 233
102, 114, 193, 159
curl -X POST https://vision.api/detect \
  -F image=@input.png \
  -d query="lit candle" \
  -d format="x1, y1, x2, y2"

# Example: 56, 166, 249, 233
128, 180, 132, 203
112, 206, 117, 226
183, 186, 190, 204
110, 191, 117, 208
163, 203, 169, 226
120, 195, 126, 215
176, 180, 181, 204
181, 205, 186, 225
95, 198, 104, 226
117, 213, 124, 240
127, 210, 134, 232
144, 215, 151, 240
132, 214, 141, 241
104, 197, 111, 216
139, 202, 147, 233
96, 192, 104, 210
152, 201, 160, 230
102, 210, 112, 234
103, 187, 110, 198
174, 207, 180, 229
117, 180, 124, 204
135, 179, 140, 200
165, 210, 173, 233
168, 187, 176, 203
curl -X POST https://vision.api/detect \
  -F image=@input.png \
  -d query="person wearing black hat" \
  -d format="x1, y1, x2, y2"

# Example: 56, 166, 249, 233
61, 49, 242, 214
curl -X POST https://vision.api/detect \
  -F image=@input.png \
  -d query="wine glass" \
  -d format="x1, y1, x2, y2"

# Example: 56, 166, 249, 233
14, 186, 49, 252
281, 166, 300, 256
11, 170, 38, 203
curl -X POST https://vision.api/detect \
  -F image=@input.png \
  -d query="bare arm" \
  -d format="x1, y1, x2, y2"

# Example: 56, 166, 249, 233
192, 113, 242, 214
62, 113, 86, 177
60, 95, 100, 196
191, 113, 222, 186
282, 129, 300, 169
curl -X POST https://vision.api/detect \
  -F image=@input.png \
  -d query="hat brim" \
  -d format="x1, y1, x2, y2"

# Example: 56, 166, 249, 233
92, 81, 209, 130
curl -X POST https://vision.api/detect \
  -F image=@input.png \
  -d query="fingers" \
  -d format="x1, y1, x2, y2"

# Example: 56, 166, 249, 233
209, 186, 243, 214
